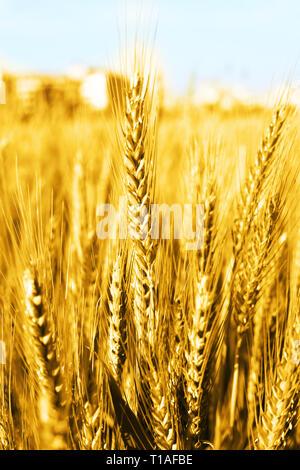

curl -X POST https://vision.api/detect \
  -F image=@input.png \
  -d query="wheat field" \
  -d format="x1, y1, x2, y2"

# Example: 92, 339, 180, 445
0, 47, 299, 451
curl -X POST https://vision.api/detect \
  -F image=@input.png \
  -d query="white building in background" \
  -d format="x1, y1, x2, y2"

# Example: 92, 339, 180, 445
80, 69, 108, 110
67, 65, 112, 110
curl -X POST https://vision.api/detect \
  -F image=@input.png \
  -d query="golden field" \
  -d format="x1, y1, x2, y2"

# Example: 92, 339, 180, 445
0, 60, 299, 450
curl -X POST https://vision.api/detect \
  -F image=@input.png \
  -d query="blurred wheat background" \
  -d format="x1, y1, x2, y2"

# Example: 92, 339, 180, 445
0, 0, 299, 451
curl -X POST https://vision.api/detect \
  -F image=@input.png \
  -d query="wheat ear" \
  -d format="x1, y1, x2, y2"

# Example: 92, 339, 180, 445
255, 294, 300, 449
230, 194, 280, 427
147, 360, 176, 450
233, 106, 287, 259
23, 266, 67, 449
108, 249, 127, 383
247, 233, 287, 432
185, 177, 217, 448
121, 61, 157, 353
229, 107, 287, 413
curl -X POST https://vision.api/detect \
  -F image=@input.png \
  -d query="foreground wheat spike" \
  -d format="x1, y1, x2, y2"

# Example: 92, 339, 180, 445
108, 250, 127, 383
247, 232, 287, 433
185, 176, 217, 448
255, 295, 300, 450
233, 195, 280, 333
233, 106, 287, 260
166, 282, 187, 449
120, 57, 178, 450
121, 64, 157, 356
230, 194, 281, 428
148, 360, 176, 450
246, 288, 270, 435
23, 267, 68, 449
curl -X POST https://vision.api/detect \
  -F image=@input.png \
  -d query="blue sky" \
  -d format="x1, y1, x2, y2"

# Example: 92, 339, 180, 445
0, 0, 299, 93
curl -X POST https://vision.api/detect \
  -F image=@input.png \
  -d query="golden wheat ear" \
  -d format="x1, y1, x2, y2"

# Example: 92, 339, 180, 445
23, 265, 68, 449
253, 224, 300, 450
228, 106, 289, 430
110, 45, 159, 356
254, 299, 300, 449
107, 248, 128, 384
233, 106, 288, 260
185, 188, 217, 443
112, 47, 172, 449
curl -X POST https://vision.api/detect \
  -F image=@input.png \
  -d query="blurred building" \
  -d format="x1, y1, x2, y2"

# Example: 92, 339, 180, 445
0, 63, 167, 116
1, 72, 81, 116
6, 68, 297, 114
72, 66, 163, 112
80, 68, 107, 110
76, 66, 128, 112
